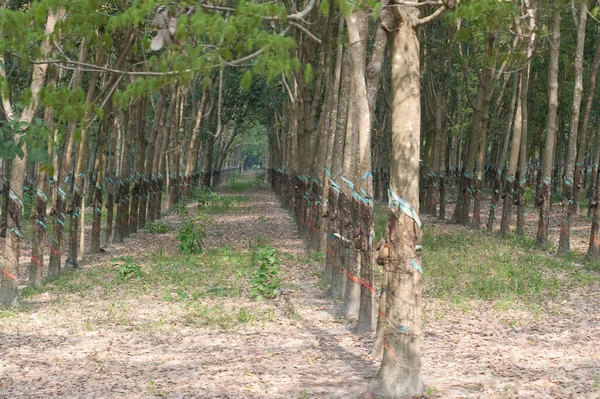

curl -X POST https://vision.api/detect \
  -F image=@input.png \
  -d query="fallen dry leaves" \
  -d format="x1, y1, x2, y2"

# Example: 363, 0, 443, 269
0, 185, 598, 398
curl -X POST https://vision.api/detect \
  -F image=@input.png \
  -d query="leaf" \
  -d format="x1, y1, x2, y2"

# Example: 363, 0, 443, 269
319, 0, 330, 17
241, 70, 253, 90
304, 63, 313, 84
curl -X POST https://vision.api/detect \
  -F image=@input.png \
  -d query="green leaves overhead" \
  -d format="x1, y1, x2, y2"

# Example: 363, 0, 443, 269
241, 70, 253, 90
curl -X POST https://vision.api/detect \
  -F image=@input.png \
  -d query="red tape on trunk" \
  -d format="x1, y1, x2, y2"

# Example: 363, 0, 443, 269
2, 268, 17, 281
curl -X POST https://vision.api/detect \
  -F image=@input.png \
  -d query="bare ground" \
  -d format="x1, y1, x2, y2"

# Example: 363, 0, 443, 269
0, 186, 599, 398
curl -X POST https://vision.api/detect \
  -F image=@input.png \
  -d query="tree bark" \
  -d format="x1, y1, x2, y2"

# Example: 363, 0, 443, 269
537, 5, 561, 249
368, 8, 424, 397
0, 10, 60, 303
574, 30, 600, 215
558, 1, 586, 256
501, 72, 523, 236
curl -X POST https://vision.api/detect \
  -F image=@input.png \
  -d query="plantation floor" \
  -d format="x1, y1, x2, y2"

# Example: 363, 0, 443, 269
0, 178, 599, 398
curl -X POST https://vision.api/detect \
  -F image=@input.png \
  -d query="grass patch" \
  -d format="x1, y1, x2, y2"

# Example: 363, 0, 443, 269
373, 211, 599, 306
423, 228, 598, 304
19, 246, 253, 307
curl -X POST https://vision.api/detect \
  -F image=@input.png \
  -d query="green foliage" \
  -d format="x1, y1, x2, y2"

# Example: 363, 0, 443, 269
177, 216, 206, 254
172, 202, 188, 216
254, 171, 266, 186
0, 118, 52, 163
241, 70, 253, 90
524, 187, 534, 206
112, 256, 142, 280
303, 63, 313, 84
194, 185, 239, 212
194, 185, 221, 207
147, 221, 168, 234
249, 239, 281, 300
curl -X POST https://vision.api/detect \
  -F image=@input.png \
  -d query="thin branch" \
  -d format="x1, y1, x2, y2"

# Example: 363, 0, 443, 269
31, 27, 293, 76
286, 0, 317, 21
386, 0, 443, 7
415, 5, 447, 26
281, 72, 295, 104
289, 21, 321, 44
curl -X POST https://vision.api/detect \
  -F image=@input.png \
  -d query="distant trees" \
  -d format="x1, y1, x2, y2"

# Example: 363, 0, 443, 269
3, 0, 600, 396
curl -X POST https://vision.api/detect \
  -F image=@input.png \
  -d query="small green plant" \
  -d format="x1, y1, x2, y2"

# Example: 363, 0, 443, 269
147, 221, 168, 234
237, 306, 255, 324
254, 171, 265, 186
177, 216, 206, 254
172, 202, 188, 216
194, 186, 238, 211
524, 186, 534, 206
249, 241, 281, 300
194, 185, 221, 206
111, 256, 142, 280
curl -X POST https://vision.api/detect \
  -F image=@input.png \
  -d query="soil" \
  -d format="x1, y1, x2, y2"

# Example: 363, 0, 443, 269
0, 184, 599, 398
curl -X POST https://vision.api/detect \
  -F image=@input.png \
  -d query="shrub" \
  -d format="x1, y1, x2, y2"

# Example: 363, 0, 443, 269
112, 256, 142, 280
177, 216, 206, 254
254, 171, 266, 186
147, 221, 168, 234
249, 241, 281, 300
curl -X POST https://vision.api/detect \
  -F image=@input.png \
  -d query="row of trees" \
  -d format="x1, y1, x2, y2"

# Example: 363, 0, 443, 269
0, 0, 274, 307
264, 0, 600, 396
3, 0, 600, 397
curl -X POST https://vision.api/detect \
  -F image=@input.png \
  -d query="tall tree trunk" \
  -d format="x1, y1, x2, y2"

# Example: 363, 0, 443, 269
574, 30, 600, 215
91, 101, 113, 253
105, 113, 120, 247
131, 96, 148, 233
327, 48, 351, 299
488, 76, 518, 232
501, 73, 523, 236
558, 1, 587, 255
29, 69, 58, 286
185, 88, 208, 197
368, 8, 425, 397
537, 5, 561, 249
142, 90, 167, 226
587, 135, 600, 260
345, 10, 375, 333
0, 10, 59, 304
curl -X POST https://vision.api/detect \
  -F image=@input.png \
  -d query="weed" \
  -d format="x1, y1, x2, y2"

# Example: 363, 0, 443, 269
255, 171, 266, 186
237, 306, 255, 324
592, 372, 600, 389
177, 216, 206, 254
112, 256, 142, 280
187, 302, 236, 328
147, 221, 168, 234
249, 242, 281, 300
172, 202, 188, 216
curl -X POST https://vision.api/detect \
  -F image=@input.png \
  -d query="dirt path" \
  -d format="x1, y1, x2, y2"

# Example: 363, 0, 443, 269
0, 185, 598, 398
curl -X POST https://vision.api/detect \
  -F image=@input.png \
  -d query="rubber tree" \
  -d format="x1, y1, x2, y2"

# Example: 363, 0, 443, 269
367, 3, 449, 397
536, 4, 561, 248
0, 9, 60, 304
557, 0, 587, 255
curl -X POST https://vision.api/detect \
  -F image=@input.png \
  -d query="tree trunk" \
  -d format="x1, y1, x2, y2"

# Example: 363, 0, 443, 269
0, 10, 59, 304
346, 10, 375, 333
368, 8, 423, 397
574, 30, 600, 215
89, 97, 109, 252
558, 1, 586, 255
105, 113, 120, 247
537, 5, 561, 249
